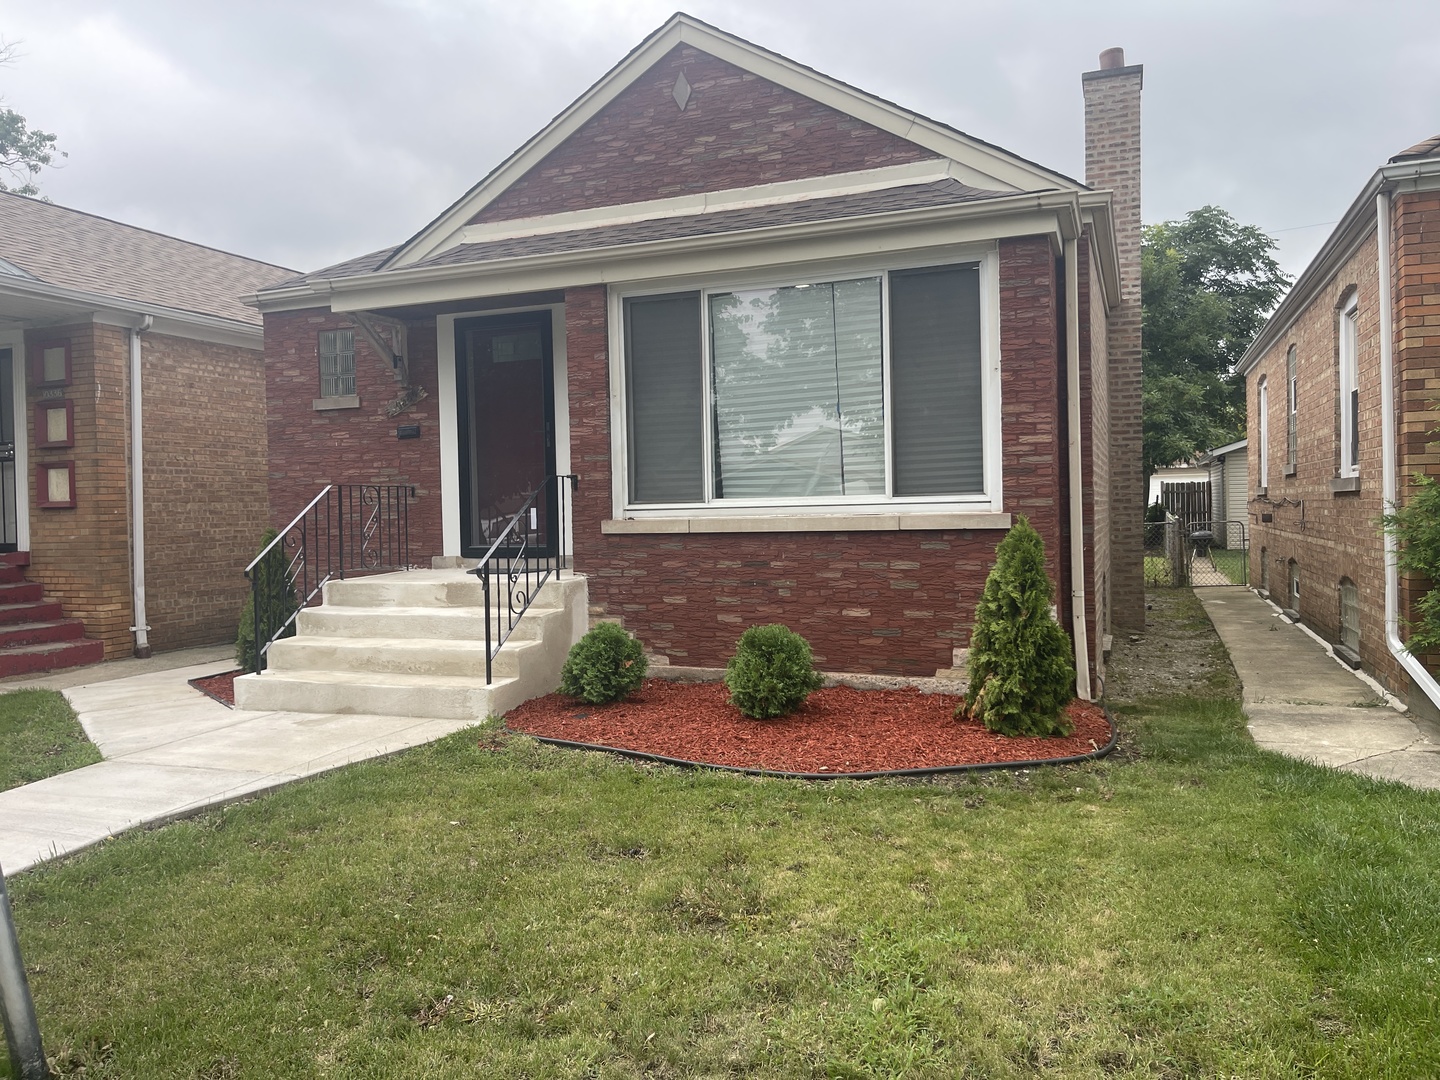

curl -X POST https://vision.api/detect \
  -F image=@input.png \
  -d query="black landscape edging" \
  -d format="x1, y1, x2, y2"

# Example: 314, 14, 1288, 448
187, 669, 241, 710
504, 709, 1118, 781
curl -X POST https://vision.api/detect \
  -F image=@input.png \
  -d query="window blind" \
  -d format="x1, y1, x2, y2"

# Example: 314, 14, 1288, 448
625, 293, 704, 503
889, 265, 983, 495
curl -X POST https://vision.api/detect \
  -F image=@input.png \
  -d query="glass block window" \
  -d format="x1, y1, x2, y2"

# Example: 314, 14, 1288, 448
319, 329, 356, 398
1339, 578, 1360, 653
1259, 547, 1268, 591
1289, 559, 1300, 614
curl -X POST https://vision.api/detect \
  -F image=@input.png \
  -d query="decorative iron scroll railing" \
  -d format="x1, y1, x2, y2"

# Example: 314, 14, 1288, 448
244, 484, 415, 672
470, 474, 577, 684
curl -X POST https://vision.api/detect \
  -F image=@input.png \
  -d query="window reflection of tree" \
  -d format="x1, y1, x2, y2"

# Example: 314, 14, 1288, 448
709, 278, 883, 499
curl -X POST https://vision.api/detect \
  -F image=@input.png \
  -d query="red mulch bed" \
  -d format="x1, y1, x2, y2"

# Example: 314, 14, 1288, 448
190, 669, 240, 708
505, 679, 1112, 775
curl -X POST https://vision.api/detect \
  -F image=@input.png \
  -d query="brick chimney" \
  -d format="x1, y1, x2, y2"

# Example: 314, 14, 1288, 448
1083, 48, 1144, 630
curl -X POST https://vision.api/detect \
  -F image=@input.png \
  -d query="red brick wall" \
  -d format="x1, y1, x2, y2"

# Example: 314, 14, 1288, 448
261, 309, 442, 559
25, 323, 133, 657
1083, 63, 1144, 630
469, 44, 939, 225
139, 331, 268, 652
1247, 232, 1397, 687
565, 236, 1074, 676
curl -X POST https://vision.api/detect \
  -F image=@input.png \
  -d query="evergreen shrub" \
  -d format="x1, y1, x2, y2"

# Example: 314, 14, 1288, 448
960, 516, 1076, 737
559, 622, 648, 704
725, 624, 824, 720
236, 527, 298, 672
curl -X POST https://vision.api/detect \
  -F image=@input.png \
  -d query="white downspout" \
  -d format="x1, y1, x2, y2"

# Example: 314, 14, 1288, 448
129, 316, 153, 658
1065, 236, 1093, 700
1378, 191, 1440, 712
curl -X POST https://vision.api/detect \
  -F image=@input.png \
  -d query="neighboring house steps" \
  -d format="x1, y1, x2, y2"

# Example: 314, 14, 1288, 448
232, 567, 589, 720
0, 553, 105, 677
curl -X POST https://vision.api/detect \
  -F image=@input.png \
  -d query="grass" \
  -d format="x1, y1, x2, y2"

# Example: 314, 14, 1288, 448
1209, 547, 1249, 585
0, 688, 100, 790
6, 602, 1440, 1077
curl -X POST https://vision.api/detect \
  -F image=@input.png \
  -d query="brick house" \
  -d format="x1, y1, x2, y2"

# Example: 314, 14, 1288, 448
1239, 135, 1440, 720
244, 14, 1144, 696
0, 193, 294, 673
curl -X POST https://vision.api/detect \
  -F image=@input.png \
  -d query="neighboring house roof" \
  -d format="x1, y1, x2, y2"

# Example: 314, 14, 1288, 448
1238, 133, 1440, 375
0, 192, 295, 327
1203, 438, 1248, 460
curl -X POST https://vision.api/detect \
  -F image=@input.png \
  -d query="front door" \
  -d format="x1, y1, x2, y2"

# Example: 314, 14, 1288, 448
0, 349, 16, 553
455, 312, 556, 559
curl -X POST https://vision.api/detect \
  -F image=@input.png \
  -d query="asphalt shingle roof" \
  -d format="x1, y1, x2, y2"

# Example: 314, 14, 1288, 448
1392, 134, 1440, 162
0, 192, 296, 326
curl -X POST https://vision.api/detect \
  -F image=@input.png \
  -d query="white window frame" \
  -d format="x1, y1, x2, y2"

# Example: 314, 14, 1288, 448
1257, 376, 1269, 491
1285, 344, 1298, 473
1338, 294, 1359, 477
606, 245, 1004, 521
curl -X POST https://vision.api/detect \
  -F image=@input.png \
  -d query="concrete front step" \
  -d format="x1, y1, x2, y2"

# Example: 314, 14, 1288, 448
296, 603, 561, 643
0, 637, 105, 678
266, 631, 547, 679
234, 570, 590, 721
0, 600, 64, 627
0, 619, 85, 649
0, 581, 43, 605
233, 668, 516, 720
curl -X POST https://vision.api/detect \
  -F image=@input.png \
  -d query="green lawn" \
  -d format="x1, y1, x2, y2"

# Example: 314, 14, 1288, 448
0, 688, 99, 790
6, 640, 1440, 1076
1210, 547, 1249, 585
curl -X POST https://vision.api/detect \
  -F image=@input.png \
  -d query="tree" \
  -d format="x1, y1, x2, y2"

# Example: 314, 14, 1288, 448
960, 516, 1075, 737
0, 40, 63, 197
1142, 205, 1291, 478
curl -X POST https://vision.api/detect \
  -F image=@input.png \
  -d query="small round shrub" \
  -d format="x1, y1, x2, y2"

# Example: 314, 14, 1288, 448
724, 624, 824, 720
559, 622, 648, 704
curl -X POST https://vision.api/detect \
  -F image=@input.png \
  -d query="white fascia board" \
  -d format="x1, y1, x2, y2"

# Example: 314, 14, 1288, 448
1237, 158, 1440, 377
1077, 193, 1121, 309
0, 278, 262, 348
456, 161, 955, 246
325, 195, 1079, 314
387, 13, 1079, 270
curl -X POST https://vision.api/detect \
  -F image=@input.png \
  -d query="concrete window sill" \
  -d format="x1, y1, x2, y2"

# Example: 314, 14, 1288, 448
1330, 476, 1361, 494
601, 512, 1013, 535
313, 395, 361, 411
1334, 643, 1362, 669
1283, 465, 1297, 477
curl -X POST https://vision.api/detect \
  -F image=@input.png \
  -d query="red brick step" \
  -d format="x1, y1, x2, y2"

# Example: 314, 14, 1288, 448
0, 638, 104, 678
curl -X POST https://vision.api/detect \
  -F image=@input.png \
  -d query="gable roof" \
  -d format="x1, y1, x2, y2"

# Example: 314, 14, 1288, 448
0, 192, 295, 327
380, 11, 1088, 272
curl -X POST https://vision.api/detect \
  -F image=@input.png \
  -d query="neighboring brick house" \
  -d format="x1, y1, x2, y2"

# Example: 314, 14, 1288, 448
0, 193, 294, 672
1239, 135, 1440, 720
247, 14, 1144, 693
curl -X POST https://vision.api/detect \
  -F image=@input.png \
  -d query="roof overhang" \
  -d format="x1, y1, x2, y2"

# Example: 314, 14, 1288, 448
0, 276, 264, 350
251, 190, 1111, 316
1237, 155, 1440, 376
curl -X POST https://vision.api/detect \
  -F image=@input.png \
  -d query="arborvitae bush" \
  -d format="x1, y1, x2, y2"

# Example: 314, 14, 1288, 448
236, 527, 298, 672
960, 516, 1076, 737
559, 622, 648, 704
725, 624, 825, 720
1383, 469, 1440, 657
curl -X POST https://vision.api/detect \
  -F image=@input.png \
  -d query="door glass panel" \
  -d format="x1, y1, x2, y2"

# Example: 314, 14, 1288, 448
0, 350, 14, 550
462, 320, 551, 552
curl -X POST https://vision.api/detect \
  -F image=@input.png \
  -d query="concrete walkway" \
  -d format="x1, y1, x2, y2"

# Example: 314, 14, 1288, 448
1196, 586, 1440, 790
1, 651, 482, 876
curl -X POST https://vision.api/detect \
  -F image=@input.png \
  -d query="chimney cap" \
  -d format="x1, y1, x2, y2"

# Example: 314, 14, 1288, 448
1099, 47, 1125, 69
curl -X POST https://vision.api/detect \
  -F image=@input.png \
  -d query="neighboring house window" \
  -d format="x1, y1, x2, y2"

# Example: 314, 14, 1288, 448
1339, 577, 1360, 653
1288, 559, 1300, 615
1285, 344, 1297, 473
1338, 294, 1359, 476
618, 260, 994, 511
319, 329, 356, 398
1257, 377, 1269, 491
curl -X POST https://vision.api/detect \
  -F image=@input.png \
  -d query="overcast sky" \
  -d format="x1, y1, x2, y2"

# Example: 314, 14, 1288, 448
2, 0, 1438, 280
